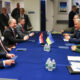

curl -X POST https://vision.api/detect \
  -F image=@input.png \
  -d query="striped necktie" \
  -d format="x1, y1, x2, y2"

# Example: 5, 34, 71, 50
21, 26, 24, 32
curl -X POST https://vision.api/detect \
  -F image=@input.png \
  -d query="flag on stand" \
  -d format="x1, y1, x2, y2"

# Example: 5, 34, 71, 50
46, 32, 54, 45
39, 32, 44, 44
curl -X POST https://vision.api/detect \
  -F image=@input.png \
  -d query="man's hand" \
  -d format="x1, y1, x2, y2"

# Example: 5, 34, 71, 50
23, 35, 29, 40
29, 32, 34, 37
63, 33, 69, 37
4, 26, 8, 30
4, 60, 15, 66
64, 35, 70, 41
6, 54, 15, 59
71, 45, 77, 51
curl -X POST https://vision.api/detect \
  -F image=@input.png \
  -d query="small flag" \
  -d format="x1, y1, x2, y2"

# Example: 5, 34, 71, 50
39, 32, 44, 44
46, 32, 54, 45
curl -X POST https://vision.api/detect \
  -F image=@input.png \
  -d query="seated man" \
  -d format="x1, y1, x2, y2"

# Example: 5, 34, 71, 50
0, 53, 15, 68
16, 18, 34, 39
3, 19, 29, 47
64, 18, 80, 44
71, 45, 80, 53
20, 8, 33, 31
61, 5, 77, 33
62, 14, 80, 33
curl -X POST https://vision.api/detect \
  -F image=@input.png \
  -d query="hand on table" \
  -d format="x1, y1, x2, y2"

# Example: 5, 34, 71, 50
64, 35, 70, 41
24, 35, 29, 40
71, 45, 77, 51
29, 32, 34, 37
63, 33, 69, 37
4, 60, 15, 66
6, 54, 15, 59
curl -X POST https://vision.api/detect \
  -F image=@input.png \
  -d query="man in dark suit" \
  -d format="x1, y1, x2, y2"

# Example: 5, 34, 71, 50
61, 5, 77, 33
20, 8, 32, 31
11, 3, 20, 23
16, 18, 34, 39
0, 39, 15, 68
3, 19, 29, 47
69, 5, 77, 28
0, 8, 9, 35
64, 18, 80, 44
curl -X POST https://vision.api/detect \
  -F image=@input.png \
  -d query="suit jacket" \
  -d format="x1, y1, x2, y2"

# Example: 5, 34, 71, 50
69, 30, 80, 44
0, 53, 6, 68
3, 27, 24, 46
69, 11, 76, 27
11, 8, 20, 23
16, 24, 28, 38
0, 13, 9, 27
20, 14, 32, 31
0, 13, 9, 35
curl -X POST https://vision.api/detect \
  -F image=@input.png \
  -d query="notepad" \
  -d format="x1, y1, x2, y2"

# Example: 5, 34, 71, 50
0, 78, 18, 80
70, 62, 80, 72
63, 39, 69, 42
58, 46, 69, 49
11, 56, 18, 61
29, 40, 35, 42
65, 43, 75, 46
16, 48, 27, 51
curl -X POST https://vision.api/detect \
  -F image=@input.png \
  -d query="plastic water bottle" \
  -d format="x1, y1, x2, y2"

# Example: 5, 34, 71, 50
52, 59, 56, 69
48, 61, 53, 71
45, 58, 51, 69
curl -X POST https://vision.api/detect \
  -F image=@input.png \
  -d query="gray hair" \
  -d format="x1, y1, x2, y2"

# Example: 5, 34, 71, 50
8, 18, 16, 25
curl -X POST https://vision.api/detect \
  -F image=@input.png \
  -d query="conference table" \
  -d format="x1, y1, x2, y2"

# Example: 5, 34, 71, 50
0, 32, 80, 80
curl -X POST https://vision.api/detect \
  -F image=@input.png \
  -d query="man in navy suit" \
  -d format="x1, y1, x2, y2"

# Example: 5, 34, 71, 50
0, 53, 15, 68
64, 18, 80, 44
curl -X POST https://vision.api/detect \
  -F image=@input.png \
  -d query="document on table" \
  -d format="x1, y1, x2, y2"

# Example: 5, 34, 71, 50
70, 62, 80, 72
67, 56, 80, 72
63, 39, 69, 42
58, 46, 69, 49
0, 78, 18, 80
65, 43, 75, 46
16, 48, 27, 51
67, 56, 80, 61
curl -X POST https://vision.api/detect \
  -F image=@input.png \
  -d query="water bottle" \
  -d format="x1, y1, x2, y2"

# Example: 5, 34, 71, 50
45, 58, 51, 69
48, 61, 53, 71
52, 59, 56, 69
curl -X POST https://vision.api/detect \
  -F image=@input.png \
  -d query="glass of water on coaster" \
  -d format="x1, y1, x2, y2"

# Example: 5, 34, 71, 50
45, 58, 56, 71
44, 44, 51, 52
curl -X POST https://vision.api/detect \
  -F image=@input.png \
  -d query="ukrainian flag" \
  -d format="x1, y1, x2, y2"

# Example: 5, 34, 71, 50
46, 32, 54, 45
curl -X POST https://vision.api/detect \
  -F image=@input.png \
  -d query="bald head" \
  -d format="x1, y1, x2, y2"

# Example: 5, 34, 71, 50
9, 19, 17, 28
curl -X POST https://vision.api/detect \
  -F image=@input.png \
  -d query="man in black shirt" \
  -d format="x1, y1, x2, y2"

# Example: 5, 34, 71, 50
61, 5, 77, 33
11, 3, 20, 23
0, 8, 9, 35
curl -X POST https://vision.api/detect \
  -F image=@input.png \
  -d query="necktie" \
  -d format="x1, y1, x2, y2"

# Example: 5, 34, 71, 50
13, 29, 16, 38
0, 40, 8, 54
21, 26, 24, 32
